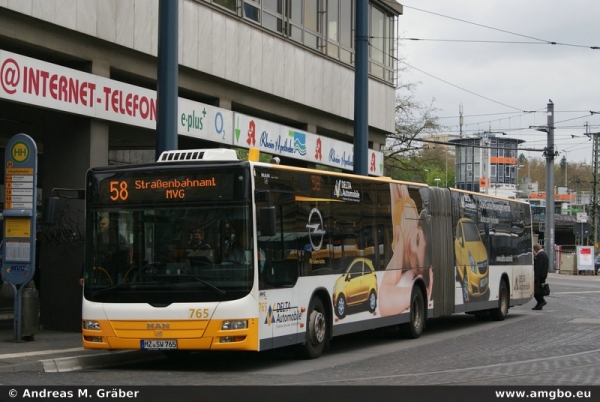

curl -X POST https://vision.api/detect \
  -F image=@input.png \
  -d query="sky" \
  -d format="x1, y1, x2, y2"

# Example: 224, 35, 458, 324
397, 0, 600, 163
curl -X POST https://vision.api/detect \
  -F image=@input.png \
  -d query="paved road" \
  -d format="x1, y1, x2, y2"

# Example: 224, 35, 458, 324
1, 273, 599, 386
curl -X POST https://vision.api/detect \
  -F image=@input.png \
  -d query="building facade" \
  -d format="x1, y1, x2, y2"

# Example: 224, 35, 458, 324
450, 133, 524, 198
0, 0, 402, 331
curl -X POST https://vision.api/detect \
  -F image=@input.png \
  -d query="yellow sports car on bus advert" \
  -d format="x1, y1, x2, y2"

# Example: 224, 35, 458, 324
454, 217, 489, 302
332, 258, 378, 319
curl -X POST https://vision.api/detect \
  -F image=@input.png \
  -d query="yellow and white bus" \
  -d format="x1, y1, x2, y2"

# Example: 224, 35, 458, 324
81, 149, 533, 359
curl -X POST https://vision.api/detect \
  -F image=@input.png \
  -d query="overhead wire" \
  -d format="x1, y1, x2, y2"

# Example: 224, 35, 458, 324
402, 4, 600, 49
400, 61, 527, 112
396, 4, 600, 140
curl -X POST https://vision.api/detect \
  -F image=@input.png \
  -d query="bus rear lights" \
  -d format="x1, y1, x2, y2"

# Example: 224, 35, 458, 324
219, 336, 246, 343
83, 321, 100, 330
221, 320, 248, 330
84, 336, 103, 343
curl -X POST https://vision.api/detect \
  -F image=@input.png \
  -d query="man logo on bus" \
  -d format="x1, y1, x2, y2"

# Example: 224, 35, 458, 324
306, 208, 325, 251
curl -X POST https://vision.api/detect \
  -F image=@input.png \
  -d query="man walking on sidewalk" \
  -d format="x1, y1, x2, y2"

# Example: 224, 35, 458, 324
533, 243, 549, 310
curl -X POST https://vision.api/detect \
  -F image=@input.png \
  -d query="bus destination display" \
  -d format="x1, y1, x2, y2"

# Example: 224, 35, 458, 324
96, 172, 234, 204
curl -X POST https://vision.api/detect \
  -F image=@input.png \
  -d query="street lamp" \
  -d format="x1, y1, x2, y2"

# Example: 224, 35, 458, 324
529, 99, 555, 272
435, 178, 441, 187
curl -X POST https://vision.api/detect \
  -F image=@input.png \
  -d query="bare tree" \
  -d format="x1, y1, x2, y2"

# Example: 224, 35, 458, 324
384, 83, 443, 180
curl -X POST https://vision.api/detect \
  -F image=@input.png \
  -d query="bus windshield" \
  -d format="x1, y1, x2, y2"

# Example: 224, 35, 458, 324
84, 205, 253, 304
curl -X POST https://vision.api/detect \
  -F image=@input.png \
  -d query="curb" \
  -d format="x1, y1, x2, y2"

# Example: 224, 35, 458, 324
40, 350, 161, 373
0, 350, 161, 373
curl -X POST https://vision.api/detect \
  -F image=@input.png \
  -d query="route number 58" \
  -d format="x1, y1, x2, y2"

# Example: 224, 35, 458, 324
109, 181, 129, 201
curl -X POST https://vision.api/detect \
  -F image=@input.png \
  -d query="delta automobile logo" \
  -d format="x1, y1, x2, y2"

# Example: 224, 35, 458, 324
334, 180, 360, 202
264, 304, 275, 325
264, 301, 302, 327
460, 194, 477, 211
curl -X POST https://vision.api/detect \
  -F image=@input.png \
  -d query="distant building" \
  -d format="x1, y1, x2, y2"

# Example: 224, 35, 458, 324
450, 133, 524, 197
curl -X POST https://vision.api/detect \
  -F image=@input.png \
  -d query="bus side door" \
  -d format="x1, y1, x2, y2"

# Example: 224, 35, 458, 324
257, 191, 300, 349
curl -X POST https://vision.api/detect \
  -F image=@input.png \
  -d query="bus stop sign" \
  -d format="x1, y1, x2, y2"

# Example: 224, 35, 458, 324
2, 133, 38, 286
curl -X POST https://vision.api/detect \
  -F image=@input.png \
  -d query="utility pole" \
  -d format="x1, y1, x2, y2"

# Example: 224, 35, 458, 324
587, 122, 600, 249
545, 101, 556, 271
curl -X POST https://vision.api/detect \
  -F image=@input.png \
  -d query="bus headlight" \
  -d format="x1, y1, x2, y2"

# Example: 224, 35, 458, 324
83, 321, 100, 330
221, 320, 248, 330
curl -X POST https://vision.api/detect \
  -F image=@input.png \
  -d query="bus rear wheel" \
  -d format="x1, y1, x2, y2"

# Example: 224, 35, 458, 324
297, 297, 328, 359
490, 279, 509, 321
401, 286, 425, 339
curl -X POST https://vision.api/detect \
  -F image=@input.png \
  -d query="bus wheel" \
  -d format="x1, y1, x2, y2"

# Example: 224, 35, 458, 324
401, 286, 425, 339
368, 290, 377, 313
490, 279, 509, 321
298, 297, 328, 359
335, 294, 347, 319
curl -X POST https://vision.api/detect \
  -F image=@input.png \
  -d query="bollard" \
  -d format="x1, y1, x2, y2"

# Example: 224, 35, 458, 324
21, 287, 39, 340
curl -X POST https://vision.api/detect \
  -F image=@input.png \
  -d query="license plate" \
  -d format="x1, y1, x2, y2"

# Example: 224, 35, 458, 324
141, 340, 177, 350
480, 277, 488, 288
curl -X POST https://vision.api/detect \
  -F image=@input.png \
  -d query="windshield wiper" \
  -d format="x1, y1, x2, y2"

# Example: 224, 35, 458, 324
90, 283, 128, 296
185, 276, 227, 296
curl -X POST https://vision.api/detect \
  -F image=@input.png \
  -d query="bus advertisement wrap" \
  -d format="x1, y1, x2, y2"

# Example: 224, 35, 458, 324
80, 149, 533, 359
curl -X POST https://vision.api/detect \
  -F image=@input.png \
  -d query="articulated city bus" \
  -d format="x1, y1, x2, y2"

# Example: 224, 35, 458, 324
81, 149, 533, 359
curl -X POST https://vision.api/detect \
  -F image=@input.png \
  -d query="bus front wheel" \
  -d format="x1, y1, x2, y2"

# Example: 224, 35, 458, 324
297, 297, 328, 359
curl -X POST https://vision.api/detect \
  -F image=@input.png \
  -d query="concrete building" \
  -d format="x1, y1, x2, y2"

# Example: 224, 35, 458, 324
450, 133, 524, 198
0, 0, 403, 331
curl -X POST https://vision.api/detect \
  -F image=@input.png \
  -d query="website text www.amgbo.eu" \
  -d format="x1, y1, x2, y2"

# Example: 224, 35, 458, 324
496, 389, 592, 400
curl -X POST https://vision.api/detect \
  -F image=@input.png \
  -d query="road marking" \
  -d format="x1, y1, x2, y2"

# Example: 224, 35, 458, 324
553, 291, 600, 294
570, 318, 600, 324
0, 347, 83, 360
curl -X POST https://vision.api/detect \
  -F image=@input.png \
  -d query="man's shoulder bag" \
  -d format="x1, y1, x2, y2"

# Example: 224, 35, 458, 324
542, 283, 550, 296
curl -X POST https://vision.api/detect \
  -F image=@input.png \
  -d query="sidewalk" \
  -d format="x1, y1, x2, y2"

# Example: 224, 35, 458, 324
0, 327, 159, 373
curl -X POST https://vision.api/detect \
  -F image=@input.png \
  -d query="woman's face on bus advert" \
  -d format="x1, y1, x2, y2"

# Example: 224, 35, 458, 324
404, 226, 427, 270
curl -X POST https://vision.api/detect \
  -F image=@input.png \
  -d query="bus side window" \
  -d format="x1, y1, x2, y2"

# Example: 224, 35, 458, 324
269, 259, 298, 287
